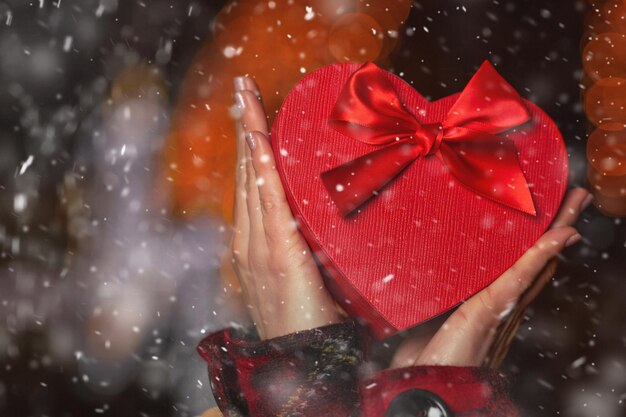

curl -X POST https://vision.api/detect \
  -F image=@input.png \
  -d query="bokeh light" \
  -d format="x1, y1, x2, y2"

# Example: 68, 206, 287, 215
582, 32, 626, 81
584, 76, 626, 131
587, 128, 626, 176
583, 0, 626, 215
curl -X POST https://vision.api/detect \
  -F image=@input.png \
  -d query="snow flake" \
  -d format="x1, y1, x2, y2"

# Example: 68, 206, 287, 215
63, 36, 73, 52
18, 155, 34, 175
223, 45, 243, 58
304, 6, 315, 21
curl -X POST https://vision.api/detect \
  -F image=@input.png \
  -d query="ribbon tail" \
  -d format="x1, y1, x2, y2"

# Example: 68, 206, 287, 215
321, 141, 421, 217
438, 138, 537, 216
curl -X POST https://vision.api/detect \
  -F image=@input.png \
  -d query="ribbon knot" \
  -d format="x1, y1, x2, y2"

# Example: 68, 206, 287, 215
413, 123, 444, 157
320, 61, 537, 217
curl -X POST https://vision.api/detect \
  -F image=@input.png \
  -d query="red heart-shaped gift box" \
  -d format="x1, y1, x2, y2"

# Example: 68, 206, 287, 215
271, 62, 567, 338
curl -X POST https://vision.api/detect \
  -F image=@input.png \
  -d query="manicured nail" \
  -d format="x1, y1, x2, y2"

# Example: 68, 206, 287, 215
565, 233, 582, 247
234, 76, 247, 92
234, 92, 245, 110
580, 193, 593, 211
245, 131, 256, 151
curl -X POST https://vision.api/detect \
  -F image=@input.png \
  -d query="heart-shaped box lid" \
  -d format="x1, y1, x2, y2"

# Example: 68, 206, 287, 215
271, 62, 568, 338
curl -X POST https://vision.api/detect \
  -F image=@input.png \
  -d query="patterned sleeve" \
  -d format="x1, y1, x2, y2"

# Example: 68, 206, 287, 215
197, 322, 362, 417
198, 322, 518, 417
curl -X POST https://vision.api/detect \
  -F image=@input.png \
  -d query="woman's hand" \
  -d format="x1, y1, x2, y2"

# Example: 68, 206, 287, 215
224, 76, 340, 340
390, 188, 591, 369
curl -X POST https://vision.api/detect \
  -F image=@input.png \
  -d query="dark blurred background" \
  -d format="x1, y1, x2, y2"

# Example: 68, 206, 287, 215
0, 0, 624, 416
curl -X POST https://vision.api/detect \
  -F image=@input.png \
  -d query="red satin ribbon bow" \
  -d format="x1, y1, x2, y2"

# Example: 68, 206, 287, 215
320, 61, 536, 217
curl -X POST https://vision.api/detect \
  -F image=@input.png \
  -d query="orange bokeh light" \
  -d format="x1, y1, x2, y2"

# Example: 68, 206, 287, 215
592, 190, 626, 215
583, 2, 626, 216
587, 128, 626, 176
588, 165, 626, 215
588, 164, 626, 197
585, 1, 626, 35
328, 13, 384, 62
583, 32, 626, 81
584, 76, 626, 131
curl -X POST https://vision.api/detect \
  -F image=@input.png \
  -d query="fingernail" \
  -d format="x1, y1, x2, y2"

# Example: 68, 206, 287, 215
245, 131, 256, 151
233, 76, 247, 92
565, 233, 582, 247
234, 92, 245, 110
580, 193, 593, 211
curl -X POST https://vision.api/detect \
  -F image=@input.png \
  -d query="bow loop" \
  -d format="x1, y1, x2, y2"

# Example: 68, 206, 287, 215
330, 62, 418, 146
321, 61, 536, 217
444, 62, 530, 134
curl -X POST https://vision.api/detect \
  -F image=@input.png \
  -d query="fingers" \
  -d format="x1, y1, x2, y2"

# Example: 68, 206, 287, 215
232, 100, 250, 264
232, 78, 261, 248
234, 87, 269, 258
398, 189, 589, 367
233, 78, 270, 335
415, 226, 580, 367
468, 226, 579, 325
464, 187, 589, 327
551, 187, 592, 228
244, 135, 267, 264
246, 131, 300, 249
234, 76, 260, 95
476, 188, 588, 334
483, 258, 559, 368
236, 88, 297, 251
235, 89, 269, 135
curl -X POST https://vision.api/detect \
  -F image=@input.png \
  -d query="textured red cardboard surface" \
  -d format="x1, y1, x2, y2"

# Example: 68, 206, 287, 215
272, 63, 568, 338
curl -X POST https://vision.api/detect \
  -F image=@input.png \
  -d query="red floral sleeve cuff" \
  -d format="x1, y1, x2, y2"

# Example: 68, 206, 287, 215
198, 322, 518, 417
360, 366, 518, 417
197, 322, 362, 417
